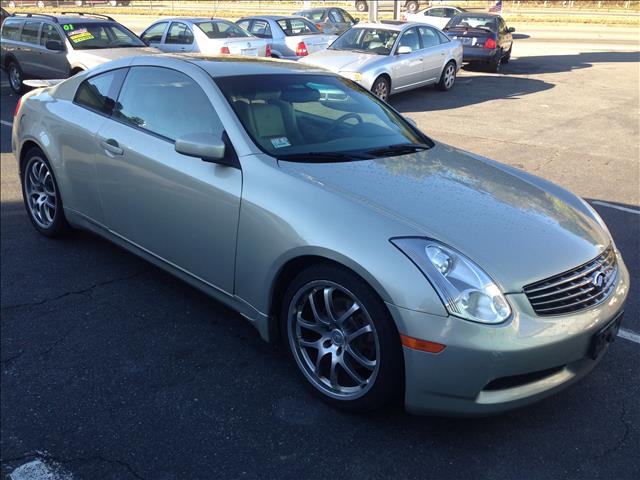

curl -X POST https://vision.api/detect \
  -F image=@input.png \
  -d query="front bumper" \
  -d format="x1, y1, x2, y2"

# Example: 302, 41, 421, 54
389, 251, 630, 416
462, 47, 499, 63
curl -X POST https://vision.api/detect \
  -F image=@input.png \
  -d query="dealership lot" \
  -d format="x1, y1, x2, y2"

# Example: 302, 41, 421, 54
1, 19, 639, 480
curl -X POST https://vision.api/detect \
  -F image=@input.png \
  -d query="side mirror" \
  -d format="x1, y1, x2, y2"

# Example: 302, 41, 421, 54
508, 27, 515, 33
397, 45, 412, 54
175, 133, 226, 163
45, 40, 64, 51
353, 18, 360, 24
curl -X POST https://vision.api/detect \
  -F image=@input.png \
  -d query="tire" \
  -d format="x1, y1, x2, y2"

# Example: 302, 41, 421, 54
281, 263, 403, 412
503, 45, 512, 64
437, 61, 457, 91
355, 1, 368, 13
21, 148, 71, 238
36, 0, 46, 8
7, 60, 24, 94
488, 53, 501, 73
371, 75, 390, 102
405, 1, 419, 13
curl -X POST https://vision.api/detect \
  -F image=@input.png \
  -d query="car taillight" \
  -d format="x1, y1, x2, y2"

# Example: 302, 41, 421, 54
296, 41, 308, 56
266, 44, 271, 57
315, 23, 323, 31
484, 38, 497, 49
220, 46, 230, 54
14, 96, 22, 117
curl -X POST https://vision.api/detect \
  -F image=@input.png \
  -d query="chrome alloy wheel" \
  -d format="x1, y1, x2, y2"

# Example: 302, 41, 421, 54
373, 81, 388, 101
444, 64, 456, 89
24, 157, 57, 229
8, 63, 22, 92
288, 281, 380, 400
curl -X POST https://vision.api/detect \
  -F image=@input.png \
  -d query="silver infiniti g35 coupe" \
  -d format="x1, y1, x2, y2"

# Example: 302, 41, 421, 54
13, 55, 629, 416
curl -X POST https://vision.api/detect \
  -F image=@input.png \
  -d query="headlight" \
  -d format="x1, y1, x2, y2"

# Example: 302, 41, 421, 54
340, 71, 363, 82
391, 238, 511, 324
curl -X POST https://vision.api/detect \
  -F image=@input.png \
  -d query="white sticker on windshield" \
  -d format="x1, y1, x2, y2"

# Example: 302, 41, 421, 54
270, 137, 291, 148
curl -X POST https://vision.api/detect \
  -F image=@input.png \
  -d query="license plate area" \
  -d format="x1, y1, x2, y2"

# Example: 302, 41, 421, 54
241, 48, 258, 56
589, 312, 623, 359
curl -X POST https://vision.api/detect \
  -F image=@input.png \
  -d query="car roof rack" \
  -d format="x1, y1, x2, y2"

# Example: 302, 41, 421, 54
60, 12, 115, 21
10, 12, 60, 23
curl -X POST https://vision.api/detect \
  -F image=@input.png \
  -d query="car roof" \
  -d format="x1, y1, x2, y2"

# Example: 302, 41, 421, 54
158, 54, 335, 78
154, 17, 234, 23
7, 13, 117, 24
296, 8, 331, 13
239, 15, 308, 21
352, 21, 419, 32
454, 12, 499, 18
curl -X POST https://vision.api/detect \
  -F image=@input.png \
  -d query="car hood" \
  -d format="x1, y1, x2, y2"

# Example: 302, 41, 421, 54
278, 143, 610, 292
77, 47, 161, 67
300, 49, 385, 72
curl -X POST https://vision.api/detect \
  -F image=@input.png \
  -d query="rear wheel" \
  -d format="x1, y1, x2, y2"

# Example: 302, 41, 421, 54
405, 1, 419, 13
7, 60, 24, 94
21, 148, 71, 238
488, 53, 502, 73
437, 61, 457, 91
355, 1, 368, 13
503, 45, 512, 64
281, 264, 403, 412
371, 76, 390, 102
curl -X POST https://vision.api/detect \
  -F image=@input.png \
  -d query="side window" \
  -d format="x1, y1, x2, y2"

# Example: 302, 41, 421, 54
141, 22, 167, 43
113, 67, 222, 141
329, 9, 344, 23
40, 23, 63, 46
427, 8, 446, 17
1, 21, 23, 41
74, 68, 127, 116
436, 30, 450, 44
418, 26, 439, 49
236, 20, 251, 31
399, 27, 420, 52
499, 18, 508, 32
20, 21, 41, 44
166, 22, 194, 45
249, 20, 272, 38
444, 8, 458, 18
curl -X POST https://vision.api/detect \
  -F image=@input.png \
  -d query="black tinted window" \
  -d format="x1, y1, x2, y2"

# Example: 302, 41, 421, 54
1, 20, 22, 41
40, 24, 63, 46
75, 69, 127, 115
114, 67, 222, 141
141, 22, 167, 43
20, 21, 40, 44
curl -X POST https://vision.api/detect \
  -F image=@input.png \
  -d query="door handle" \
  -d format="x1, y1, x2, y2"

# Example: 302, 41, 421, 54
100, 138, 124, 156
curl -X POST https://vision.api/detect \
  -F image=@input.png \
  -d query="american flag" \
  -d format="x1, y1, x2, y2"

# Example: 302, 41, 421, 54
489, 0, 503, 13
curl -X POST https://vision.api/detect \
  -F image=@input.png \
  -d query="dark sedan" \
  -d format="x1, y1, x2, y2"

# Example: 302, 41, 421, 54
443, 13, 514, 72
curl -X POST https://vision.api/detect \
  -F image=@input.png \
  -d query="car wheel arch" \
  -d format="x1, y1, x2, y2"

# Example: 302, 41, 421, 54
19, 140, 45, 176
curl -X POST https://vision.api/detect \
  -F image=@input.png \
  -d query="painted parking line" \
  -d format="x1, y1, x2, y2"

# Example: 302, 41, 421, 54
618, 328, 640, 344
591, 200, 640, 215
1, 119, 13, 128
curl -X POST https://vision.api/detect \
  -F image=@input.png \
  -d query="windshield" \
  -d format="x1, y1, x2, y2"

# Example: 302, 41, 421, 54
62, 22, 144, 50
329, 28, 398, 55
196, 20, 250, 39
277, 18, 320, 36
215, 74, 429, 161
446, 15, 497, 31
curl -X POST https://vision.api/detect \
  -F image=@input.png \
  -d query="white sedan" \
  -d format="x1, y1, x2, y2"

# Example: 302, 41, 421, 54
402, 6, 466, 30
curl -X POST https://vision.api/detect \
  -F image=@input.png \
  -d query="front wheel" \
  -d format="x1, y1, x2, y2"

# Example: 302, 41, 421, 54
21, 148, 71, 238
437, 61, 457, 91
7, 60, 24, 94
281, 264, 403, 412
371, 76, 390, 102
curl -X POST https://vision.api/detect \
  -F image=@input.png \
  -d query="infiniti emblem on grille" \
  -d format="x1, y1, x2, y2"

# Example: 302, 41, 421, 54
591, 271, 606, 290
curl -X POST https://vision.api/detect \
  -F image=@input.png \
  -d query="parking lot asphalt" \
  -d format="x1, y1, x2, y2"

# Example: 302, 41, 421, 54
1, 24, 639, 480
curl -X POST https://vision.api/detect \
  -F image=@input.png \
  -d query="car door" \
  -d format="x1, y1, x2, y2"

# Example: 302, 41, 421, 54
37, 22, 69, 78
94, 65, 242, 293
17, 20, 41, 76
162, 21, 195, 53
418, 26, 445, 83
391, 27, 424, 90
140, 21, 168, 49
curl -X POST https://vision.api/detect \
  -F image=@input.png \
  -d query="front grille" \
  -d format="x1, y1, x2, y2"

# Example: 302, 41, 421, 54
523, 247, 617, 316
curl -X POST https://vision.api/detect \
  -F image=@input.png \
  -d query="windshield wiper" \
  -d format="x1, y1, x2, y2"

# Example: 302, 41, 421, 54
277, 151, 374, 162
366, 143, 431, 157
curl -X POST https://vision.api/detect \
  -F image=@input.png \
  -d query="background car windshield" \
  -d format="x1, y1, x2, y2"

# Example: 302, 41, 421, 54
215, 74, 424, 159
330, 28, 399, 55
62, 22, 144, 49
447, 15, 497, 31
277, 18, 319, 36
196, 21, 251, 38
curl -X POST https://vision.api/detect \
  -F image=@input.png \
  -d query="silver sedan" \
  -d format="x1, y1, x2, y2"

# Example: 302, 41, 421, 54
300, 21, 463, 100
13, 55, 629, 415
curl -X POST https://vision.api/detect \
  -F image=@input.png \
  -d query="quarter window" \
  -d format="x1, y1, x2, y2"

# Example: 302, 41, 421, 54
113, 67, 222, 141
166, 22, 194, 45
20, 21, 41, 44
436, 30, 450, 44
1, 21, 22, 41
236, 20, 251, 31
74, 69, 127, 116
141, 22, 167, 43
40, 23, 63, 46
